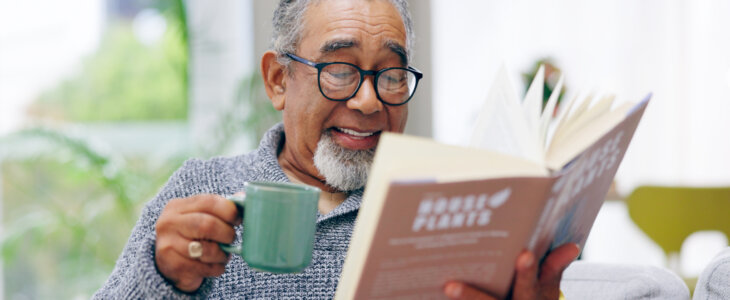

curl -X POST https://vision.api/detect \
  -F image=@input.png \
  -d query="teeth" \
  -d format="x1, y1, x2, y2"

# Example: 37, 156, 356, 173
338, 127, 374, 137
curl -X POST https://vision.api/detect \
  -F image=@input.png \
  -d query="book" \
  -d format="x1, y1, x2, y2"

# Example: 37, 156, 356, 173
334, 66, 651, 300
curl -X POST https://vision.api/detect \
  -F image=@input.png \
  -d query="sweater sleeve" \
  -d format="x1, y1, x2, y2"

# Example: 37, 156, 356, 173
92, 159, 220, 299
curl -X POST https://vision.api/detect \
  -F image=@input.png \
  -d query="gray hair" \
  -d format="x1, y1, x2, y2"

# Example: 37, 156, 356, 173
271, 0, 415, 66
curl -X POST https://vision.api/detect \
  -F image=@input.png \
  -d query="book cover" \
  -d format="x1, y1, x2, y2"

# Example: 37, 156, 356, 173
335, 96, 650, 300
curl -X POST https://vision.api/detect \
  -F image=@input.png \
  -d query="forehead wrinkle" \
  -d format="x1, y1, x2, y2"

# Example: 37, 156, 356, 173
325, 17, 405, 41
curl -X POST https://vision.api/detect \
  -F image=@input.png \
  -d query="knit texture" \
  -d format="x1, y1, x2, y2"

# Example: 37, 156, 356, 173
94, 123, 363, 299
694, 247, 730, 300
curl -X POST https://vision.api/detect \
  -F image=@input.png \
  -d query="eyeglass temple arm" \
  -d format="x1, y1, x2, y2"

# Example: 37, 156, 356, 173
408, 66, 424, 78
285, 53, 318, 68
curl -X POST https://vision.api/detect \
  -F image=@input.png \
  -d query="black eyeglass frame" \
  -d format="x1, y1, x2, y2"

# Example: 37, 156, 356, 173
285, 53, 423, 106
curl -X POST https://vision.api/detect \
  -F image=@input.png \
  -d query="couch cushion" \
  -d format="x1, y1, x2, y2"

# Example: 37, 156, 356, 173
693, 247, 730, 300
561, 261, 689, 300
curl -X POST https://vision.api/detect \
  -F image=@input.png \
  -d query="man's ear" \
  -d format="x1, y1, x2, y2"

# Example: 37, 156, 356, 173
261, 50, 287, 111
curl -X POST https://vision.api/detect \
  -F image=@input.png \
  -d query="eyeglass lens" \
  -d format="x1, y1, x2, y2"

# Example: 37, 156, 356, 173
319, 63, 417, 104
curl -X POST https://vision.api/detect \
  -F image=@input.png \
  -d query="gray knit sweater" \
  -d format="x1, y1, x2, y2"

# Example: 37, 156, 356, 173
94, 123, 362, 299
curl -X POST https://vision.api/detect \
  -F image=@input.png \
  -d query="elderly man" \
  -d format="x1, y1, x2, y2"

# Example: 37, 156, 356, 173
95, 0, 578, 298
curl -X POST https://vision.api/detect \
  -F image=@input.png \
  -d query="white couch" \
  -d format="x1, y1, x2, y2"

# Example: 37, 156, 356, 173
561, 262, 690, 299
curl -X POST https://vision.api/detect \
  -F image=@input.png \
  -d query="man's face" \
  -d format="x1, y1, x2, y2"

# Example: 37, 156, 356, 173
277, 0, 409, 190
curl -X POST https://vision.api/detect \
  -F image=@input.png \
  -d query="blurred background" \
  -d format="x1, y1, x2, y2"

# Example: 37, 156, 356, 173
0, 0, 729, 298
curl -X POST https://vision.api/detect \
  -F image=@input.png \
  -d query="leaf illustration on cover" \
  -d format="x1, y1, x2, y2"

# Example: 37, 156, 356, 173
488, 187, 512, 208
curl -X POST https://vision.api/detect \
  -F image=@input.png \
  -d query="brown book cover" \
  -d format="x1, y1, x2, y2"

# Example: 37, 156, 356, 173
335, 96, 649, 299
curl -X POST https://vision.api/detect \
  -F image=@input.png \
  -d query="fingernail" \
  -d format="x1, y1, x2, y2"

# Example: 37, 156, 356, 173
444, 282, 462, 298
520, 253, 535, 269
573, 244, 582, 259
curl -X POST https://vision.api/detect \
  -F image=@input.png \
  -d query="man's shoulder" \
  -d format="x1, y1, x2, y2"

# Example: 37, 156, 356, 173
174, 153, 255, 183
165, 123, 287, 195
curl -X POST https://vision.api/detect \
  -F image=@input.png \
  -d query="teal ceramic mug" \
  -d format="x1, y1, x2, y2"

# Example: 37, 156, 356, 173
220, 181, 320, 273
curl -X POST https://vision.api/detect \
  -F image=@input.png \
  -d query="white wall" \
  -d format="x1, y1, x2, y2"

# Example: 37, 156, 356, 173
188, 0, 255, 155
431, 0, 730, 194
0, 0, 103, 135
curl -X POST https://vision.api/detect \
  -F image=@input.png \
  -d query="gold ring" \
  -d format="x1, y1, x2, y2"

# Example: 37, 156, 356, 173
188, 241, 203, 259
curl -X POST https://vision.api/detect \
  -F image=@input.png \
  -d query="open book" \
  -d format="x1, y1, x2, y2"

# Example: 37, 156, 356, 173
334, 66, 651, 299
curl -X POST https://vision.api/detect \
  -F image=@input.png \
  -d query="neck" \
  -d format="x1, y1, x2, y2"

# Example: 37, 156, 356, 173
277, 147, 347, 214
277, 144, 336, 193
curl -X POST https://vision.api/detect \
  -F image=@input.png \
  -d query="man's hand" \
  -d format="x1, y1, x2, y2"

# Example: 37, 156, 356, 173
155, 194, 242, 292
443, 243, 580, 300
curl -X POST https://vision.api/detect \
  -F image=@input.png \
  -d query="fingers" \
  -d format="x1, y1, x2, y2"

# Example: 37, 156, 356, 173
511, 250, 539, 299
175, 238, 230, 264
168, 249, 227, 277
511, 244, 580, 300
155, 194, 240, 292
157, 248, 227, 292
444, 245, 580, 300
538, 243, 580, 285
172, 194, 241, 226
443, 281, 497, 300
174, 212, 237, 243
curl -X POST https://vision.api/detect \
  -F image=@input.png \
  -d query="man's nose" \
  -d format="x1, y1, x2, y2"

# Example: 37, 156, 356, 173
346, 77, 383, 114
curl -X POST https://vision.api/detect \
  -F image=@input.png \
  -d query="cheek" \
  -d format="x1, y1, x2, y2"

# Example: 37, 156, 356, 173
390, 106, 409, 132
284, 83, 337, 131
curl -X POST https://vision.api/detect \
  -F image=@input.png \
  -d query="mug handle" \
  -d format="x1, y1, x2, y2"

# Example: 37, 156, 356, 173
219, 193, 245, 255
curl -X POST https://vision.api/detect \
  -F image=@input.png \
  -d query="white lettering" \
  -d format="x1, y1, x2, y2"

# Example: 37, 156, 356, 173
426, 215, 436, 231
412, 215, 428, 232
434, 197, 448, 214
466, 211, 479, 226
417, 199, 433, 214
477, 210, 492, 226
451, 213, 466, 227
463, 195, 476, 210
436, 214, 451, 230
448, 197, 462, 213
551, 130, 625, 206
489, 188, 511, 208
411, 189, 512, 232
475, 194, 488, 210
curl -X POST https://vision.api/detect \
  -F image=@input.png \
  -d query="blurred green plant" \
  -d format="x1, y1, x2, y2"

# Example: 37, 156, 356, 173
1, 0, 191, 298
0, 128, 186, 299
28, 0, 188, 122
1, 0, 279, 298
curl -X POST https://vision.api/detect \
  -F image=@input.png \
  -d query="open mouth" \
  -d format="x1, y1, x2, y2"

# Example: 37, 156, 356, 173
335, 127, 376, 138
331, 127, 382, 150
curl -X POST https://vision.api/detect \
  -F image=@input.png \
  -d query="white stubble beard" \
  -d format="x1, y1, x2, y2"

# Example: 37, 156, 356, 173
313, 130, 375, 192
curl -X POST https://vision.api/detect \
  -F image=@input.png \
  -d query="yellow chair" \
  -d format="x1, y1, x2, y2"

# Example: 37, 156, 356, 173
625, 185, 730, 294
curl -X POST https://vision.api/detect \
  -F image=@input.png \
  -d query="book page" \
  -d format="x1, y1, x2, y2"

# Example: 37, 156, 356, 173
522, 65, 544, 148
546, 93, 578, 147
530, 97, 650, 258
378, 134, 548, 181
539, 74, 564, 151
555, 93, 592, 138
470, 66, 541, 164
546, 101, 634, 170
553, 94, 615, 144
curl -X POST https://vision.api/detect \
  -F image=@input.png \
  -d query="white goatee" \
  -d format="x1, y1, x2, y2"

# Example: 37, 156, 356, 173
313, 131, 375, 192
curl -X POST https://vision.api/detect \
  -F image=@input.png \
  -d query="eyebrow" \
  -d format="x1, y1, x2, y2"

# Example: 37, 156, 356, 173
318, 38, 409, 66
384, 40, 408, 66
320, 38, 359, 54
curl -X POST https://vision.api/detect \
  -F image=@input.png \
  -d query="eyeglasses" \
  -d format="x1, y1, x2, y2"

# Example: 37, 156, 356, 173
286, 53, 423, 106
